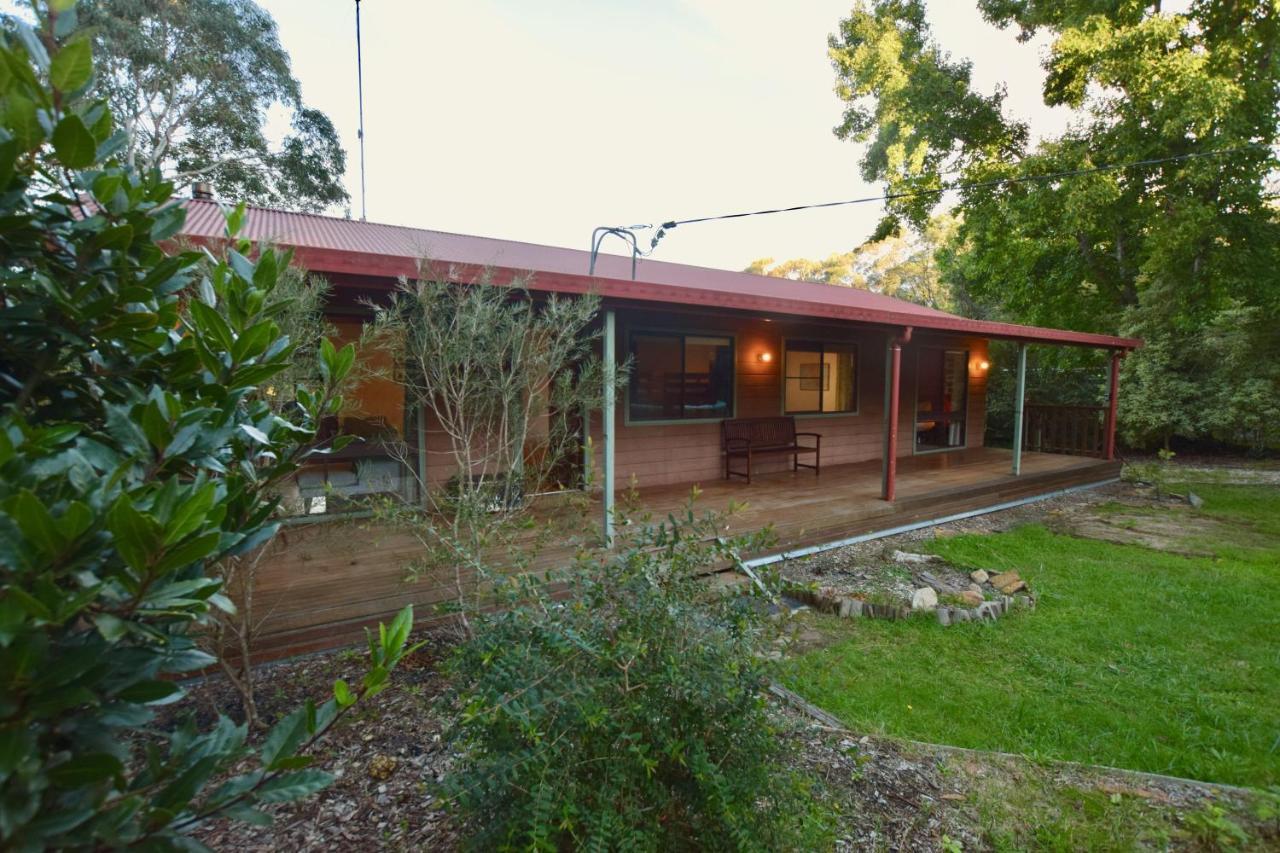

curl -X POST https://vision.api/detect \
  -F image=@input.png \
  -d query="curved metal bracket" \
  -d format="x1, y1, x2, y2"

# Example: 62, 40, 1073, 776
589, 226, 641, 279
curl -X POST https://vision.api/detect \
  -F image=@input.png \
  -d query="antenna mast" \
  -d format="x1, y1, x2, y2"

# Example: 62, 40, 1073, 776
355, 0, 367, 221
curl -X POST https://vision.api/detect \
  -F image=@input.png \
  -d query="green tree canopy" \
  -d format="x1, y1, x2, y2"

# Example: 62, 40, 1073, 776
746, 214, 958, 311
829, 0, 1280, 450
76, 0, 348, 212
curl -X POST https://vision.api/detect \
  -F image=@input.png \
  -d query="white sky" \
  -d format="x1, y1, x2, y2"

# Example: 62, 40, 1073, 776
259, 0, 1072, 270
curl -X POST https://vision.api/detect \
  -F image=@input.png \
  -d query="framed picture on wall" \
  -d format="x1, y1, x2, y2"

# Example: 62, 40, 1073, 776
798, 361, 829, 392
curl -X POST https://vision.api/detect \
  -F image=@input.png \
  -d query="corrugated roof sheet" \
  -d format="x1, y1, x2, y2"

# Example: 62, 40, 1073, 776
177, 199, 1140, 349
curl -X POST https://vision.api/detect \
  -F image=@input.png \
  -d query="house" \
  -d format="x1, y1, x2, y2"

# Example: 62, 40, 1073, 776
177, 199, 1140, 655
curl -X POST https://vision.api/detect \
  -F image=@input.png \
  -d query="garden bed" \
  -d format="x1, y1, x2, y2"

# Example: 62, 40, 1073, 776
781, 549, 1035, 627
174, 638, 1276, 851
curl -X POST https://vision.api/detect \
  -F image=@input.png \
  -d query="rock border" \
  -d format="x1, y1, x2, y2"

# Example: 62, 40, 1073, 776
783, 567, 1037, 628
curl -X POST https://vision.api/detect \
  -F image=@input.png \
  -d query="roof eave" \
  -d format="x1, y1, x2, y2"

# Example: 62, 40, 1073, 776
187, 236, 1141, 351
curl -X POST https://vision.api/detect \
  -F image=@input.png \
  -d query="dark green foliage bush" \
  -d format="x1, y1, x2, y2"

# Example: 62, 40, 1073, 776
1121, 302, 1280, 453
441, 507, 830, 850
0, 4, 417, 848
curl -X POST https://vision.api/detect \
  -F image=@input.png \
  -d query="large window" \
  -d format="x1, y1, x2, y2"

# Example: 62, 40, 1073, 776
783, 340, 857, 414
628, 332, 734, 422
915, 348, 968, 451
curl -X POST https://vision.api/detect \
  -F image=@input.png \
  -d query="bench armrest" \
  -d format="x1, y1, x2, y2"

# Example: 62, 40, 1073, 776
794, 432, 821, 448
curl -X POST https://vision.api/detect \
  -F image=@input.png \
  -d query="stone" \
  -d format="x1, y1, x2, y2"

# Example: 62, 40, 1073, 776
892, 550, 938, 564
839, 597, 864, 619
960, 590, 984, 607
1188, 492, 1205, 509
991, 571, 1027, 594
954, 608, 972, 623
989, 570, 1020, 588
968, 582, 984, 595
976, 602, 1000, 622
936, 607, 952, 626
918, 571, 961, 594
970, 570, 989, 584
911, 586, 938, 611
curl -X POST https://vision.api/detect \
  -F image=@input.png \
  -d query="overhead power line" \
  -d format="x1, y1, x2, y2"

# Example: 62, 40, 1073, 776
589, 142, 1278, 277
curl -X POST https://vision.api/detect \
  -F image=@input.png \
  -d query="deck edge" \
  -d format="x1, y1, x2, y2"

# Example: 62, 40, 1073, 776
742, 476, 1121, 568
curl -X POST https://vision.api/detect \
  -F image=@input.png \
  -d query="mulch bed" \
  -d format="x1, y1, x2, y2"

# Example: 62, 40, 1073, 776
175, 640, 461, 851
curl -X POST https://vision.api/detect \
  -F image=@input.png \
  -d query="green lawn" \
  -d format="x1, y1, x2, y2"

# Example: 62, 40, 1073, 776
783, 483, 1280, 788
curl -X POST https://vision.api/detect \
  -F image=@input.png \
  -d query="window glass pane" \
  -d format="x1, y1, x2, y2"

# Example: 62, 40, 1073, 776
683, 336, 733, 419
784, 345, 822, 412
916, 349, 944, 417
630, 334, 683, 421
784, 341, 856, 413
824, 345, 857, 413
942, 350, 968, 447
628, 333, 733, 421
942, 351, 967, 416
916, 349, 968, 450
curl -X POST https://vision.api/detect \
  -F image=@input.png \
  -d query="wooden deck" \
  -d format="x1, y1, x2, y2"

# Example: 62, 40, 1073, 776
245, 448, 1119, 659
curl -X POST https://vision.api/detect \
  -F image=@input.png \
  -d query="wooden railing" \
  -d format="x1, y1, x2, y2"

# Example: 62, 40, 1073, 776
1022, 404, 1106, 457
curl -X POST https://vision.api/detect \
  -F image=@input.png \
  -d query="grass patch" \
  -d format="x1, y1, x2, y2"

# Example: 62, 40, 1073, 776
783, 484, 1280, 788
952, 752, 1274, 852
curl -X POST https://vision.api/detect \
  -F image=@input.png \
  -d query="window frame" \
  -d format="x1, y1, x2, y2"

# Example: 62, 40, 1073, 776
780, 338, 860, 417
623, 328, 738, 426
912, 346, 970, 455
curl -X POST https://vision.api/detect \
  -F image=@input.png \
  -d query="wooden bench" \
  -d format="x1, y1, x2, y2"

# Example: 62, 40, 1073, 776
721, 417, 821, 484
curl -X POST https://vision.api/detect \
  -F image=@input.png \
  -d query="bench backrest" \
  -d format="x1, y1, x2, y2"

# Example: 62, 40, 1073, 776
721, 416, 797, 449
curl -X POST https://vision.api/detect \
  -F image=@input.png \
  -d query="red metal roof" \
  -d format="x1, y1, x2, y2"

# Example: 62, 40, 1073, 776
178, 199, 1140, 349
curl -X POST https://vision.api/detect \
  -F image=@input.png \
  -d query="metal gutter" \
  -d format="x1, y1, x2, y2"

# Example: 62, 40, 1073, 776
742, 477, 1120, 569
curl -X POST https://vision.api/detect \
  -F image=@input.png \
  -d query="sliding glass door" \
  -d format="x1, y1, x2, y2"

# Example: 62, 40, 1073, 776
915, 349, 968, 452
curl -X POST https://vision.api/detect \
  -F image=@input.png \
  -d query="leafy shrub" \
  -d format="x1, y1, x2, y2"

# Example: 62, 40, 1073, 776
440, 506, 830, 850
362, 276, 610, 638
1122, 448, 1178, 498
0, 4, 416, 847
